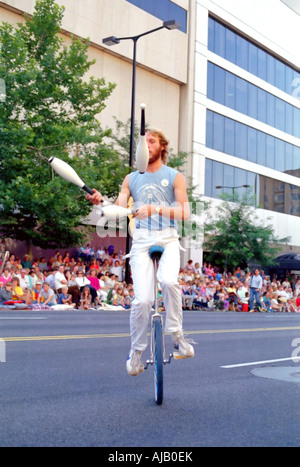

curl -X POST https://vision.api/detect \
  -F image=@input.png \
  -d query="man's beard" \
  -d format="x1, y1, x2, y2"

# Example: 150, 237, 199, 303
149, 147, 162, 164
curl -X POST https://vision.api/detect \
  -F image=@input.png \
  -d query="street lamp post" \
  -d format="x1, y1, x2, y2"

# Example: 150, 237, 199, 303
103, 20, 181, 283
216, 185, 250, 202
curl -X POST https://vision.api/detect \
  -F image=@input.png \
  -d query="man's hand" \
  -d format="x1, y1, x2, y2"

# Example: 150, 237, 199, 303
133, 205, 156, 220
86, 189, 104, 206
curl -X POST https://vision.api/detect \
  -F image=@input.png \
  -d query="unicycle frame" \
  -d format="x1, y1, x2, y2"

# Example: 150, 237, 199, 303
144, 246, 173, 405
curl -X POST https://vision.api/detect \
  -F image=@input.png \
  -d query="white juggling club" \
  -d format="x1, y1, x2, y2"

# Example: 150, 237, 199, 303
98, 204, 135, 219
136, 103, 149, 174
48, 156, 94, 195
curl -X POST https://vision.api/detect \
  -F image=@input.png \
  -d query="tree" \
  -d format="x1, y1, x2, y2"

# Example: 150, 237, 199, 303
0, 0, 126, 253
203, 200, 290, 272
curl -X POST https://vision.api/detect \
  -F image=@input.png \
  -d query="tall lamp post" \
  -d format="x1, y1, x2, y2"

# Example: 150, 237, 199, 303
103, 20, 181, 282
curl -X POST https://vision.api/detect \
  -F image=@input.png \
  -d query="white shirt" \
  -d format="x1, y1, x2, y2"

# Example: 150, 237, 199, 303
55, 271, 67, 290
75, 276, 91, 288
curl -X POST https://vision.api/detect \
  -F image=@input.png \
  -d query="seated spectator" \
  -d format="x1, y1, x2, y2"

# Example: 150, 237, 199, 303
124, 288, 135, 310
11, 277, 24, 301
182, 280, 194, 310
80, 286, 92, 310
76, 271, 97, 305
0, 268, 12, 286
32, 282, 43, 302
112, 286, 126, 307
21, 254, 32, 269
270, 293, 282, 312
0, 282, 13, 303
38, 282, 57, 306
58, 286, 76, 308
16, 269, 30, 290
110, 260, 123, 282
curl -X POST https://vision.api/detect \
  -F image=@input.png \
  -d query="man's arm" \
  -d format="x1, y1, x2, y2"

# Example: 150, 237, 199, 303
86, 175, 131, 208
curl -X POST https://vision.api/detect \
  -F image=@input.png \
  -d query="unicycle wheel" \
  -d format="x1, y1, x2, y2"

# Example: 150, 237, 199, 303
153, 316, 163, 405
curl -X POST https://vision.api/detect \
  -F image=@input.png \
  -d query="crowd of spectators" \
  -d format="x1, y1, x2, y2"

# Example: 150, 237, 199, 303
0, 243, 300, 312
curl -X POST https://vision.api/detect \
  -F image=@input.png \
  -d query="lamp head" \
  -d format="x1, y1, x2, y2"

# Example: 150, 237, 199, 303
163, 20, 181, 30
102, 36, 120, 46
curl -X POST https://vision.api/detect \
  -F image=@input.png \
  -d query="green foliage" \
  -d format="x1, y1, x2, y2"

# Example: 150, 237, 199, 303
203, 200, 290, 271
0, 0, 121, 250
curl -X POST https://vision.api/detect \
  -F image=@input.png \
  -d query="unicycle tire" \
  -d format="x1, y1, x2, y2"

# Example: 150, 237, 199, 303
153, 316, 163, 405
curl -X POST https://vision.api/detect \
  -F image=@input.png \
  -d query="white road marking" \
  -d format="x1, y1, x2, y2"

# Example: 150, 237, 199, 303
221, 356, 300, 369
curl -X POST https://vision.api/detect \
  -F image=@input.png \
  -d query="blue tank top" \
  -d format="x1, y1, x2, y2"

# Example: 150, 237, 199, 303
129, 165, 178, 230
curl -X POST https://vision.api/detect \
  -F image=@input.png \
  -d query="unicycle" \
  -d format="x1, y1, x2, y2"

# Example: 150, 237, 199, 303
144, 245, 174, 405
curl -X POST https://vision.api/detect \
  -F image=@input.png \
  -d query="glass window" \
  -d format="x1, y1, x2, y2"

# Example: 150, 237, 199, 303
275, 60, 286, 92
213, 161, 224, 197
207, 62, 214, 100
205, 159, 213, 198
248, 84, 257, 120
224, 117, 235, 155
214, 66, 225, 104
209, 16, 300, 98
266, 93, 275, 128
208, 17, 215, 52
248, 43, 258, 76
257, 49, 267, 82
206, 111, 300, 176
225, 72, 235, 108
285, 66, 294, 96
257, 88, 267, 123
205, 159, 300, 217
266, 135, 275, 169
213, 113, 224, 152
225, 28, 236, 63
275, 139, 285, 172
214, 21, 226, 57
235, 76, 248, 114
285, 104, 293, 136
285, 143, 293, 172
293, 146, 300, 171
266, 54, 276, 87
126, 0, 187, 33
236, 35, 248, 70
275, 98, 285, 132
257, 131, 267, 167
223, 165, 234, 196
248, 127, 257, 163
206, 110, 213, 148
235, 122, 248, 159
294, 108, 300, 139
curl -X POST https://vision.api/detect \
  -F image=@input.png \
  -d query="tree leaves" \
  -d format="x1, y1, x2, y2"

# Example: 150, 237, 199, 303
203, 200, 290, 271
0, 0, 118, 250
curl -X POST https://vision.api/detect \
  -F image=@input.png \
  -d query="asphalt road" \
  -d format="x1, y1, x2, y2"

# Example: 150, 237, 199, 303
0, 309, 300, 447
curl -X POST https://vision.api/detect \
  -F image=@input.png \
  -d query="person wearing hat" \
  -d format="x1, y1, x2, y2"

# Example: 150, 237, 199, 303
32, 282, 42, 302
21, 254, 32, 269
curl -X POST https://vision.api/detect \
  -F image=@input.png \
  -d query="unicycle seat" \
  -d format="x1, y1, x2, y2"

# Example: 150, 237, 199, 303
149, 245, 164, 262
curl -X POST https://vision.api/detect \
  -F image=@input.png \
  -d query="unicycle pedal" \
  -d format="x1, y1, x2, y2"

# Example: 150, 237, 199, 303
172, 350, 185, 360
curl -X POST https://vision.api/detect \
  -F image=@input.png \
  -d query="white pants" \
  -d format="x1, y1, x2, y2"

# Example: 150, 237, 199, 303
129, 228, 183, 352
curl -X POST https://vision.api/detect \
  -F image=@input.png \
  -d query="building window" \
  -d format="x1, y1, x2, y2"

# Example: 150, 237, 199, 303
208, 16, 299, 97
126, 0, 187, 33
206, 110, 300, 174
207, 62, 300, 139
205, 159, 300, 217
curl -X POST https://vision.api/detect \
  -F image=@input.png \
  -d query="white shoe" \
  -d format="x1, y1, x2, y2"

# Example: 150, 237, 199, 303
126, 350, 144, 376
172, 331, 195, 359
